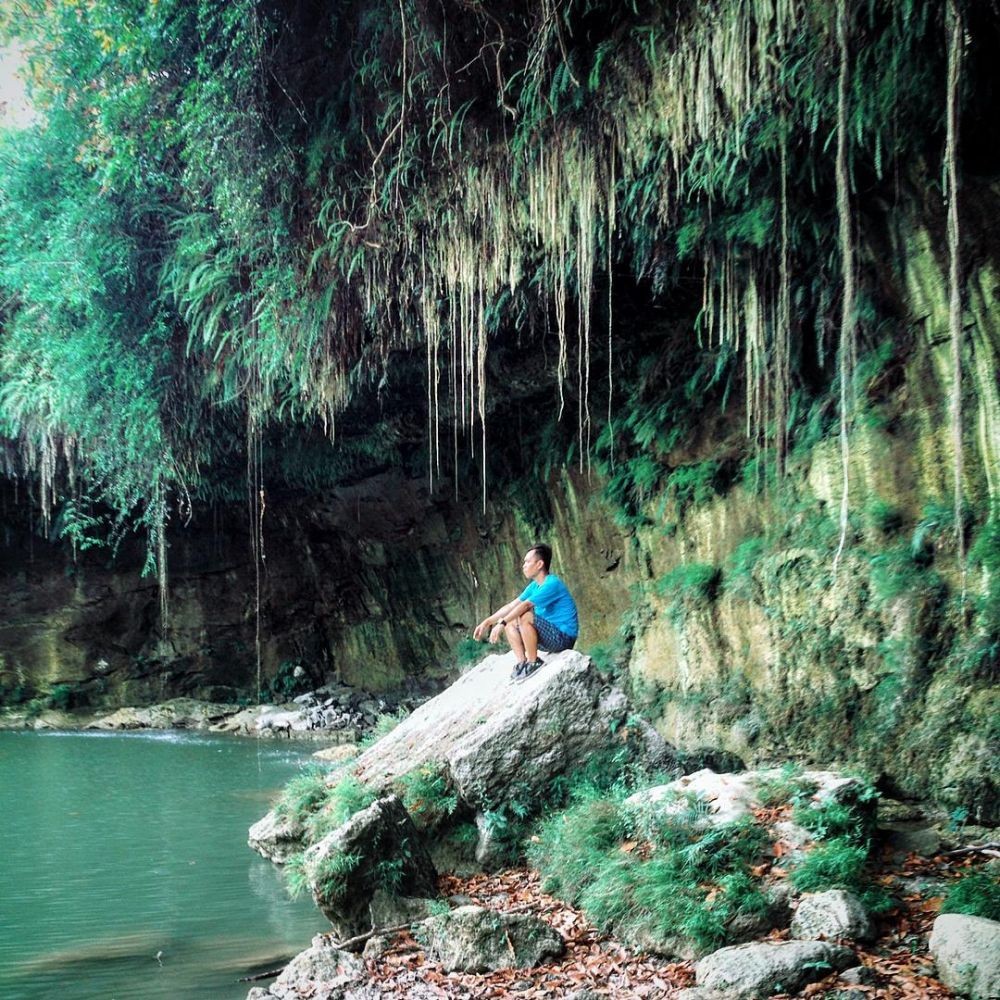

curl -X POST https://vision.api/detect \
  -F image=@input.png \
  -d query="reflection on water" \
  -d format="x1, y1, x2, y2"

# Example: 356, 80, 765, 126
0, 730, 326, 999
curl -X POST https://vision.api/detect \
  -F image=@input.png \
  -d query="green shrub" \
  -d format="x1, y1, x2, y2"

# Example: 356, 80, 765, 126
283, 852, 310, 899
394, 762, 460, 830
911, 499, 972, 562
274, 766, 377, 844
531, 781, 772, 953
656, 563, 721, 624
264, 660, 312, 702
724, 537, 768, 599
306, 773, 378, 842
755, 763, 818, 808
664, 460, 725, 515
303, 849, 362, 904
274, 765, 330, 824
941, 871, 1000, 921
792, 799, 868, 843
789, 837, 869, 893
869, 545, 942, 604
46, 683, 83, 712
865, 498, 904, 537
454, 637, 486, 669
0, 680, 34, 707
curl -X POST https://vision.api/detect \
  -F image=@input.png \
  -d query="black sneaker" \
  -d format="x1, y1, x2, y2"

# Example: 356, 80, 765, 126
510, 660, 527, 681
518, 658, 545, 682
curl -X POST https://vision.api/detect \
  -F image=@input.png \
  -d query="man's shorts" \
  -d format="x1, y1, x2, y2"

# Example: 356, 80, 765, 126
534, 616, 577, 653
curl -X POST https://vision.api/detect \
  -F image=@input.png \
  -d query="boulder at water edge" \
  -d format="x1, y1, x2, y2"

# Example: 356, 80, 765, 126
245, 934, 365, 1000
929, 913, 1000, 999
351, 649, 675, 847
419, 905, 564, 972
695, 940, 855, 998
303, 794, 437, 939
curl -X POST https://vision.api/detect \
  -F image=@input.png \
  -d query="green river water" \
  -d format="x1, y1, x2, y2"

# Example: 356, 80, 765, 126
0, 729, 327, 1000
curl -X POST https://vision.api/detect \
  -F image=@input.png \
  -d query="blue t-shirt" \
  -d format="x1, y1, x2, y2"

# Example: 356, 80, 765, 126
518, 574, 579, 638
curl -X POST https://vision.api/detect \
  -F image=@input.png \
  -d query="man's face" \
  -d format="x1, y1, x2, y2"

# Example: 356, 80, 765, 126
522, 550, 543, 578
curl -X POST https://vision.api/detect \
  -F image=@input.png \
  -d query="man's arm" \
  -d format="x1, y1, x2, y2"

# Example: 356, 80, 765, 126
473, 596, 531, 641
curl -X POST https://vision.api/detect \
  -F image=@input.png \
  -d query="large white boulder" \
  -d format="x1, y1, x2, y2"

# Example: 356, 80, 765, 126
352, 650, 675, 810
929, 913, 1000, 999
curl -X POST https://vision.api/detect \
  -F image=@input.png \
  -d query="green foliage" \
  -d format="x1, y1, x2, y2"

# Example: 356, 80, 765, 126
969, 517, 1000, 672
787, 781, 882, 896
302, 849, 363, 905
724, 537, 769, 600
283, 852, 311, 899
46, 683, 87, 712
0, 0, 974, 591
941, 870, 1000, 921
663, 461, 726, 516
274, 766, 377, 844
393, 762, 460, 831
656, 563, 721, 624
273, 766, 330, 826
869, 544, 943, 604
789, 837, 869, 893
793, 800, 868, 843
911, 500, 973, 562
755, 763, 818, 808
531, 781, 773, 953
866, 499, 905, 537
306, 774, 378, 843
454, 638, 486, 670
263, 661, 311, 703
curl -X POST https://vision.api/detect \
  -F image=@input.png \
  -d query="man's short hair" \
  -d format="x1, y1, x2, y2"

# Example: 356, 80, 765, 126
530, 543, 552, 572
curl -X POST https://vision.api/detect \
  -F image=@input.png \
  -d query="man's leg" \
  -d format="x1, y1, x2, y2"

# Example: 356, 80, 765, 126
510, 609, 538, 663
503, 617, 527, 663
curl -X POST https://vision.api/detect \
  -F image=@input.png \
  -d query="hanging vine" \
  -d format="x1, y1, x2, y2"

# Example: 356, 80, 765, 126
945, 0, 966, 595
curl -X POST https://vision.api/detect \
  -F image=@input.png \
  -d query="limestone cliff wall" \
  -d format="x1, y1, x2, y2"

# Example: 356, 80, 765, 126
0, 212, 996, 821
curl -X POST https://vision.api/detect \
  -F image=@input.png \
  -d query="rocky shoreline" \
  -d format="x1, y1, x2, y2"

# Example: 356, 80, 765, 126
0, 680, 432, 741
243, 650, 1000, 1000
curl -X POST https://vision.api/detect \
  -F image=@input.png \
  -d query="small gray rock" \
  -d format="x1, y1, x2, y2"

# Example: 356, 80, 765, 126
267, 936, 365, 1000
791, 890, 874, 942
840, 964, 877, 985
368, 890, 437, 928
929, 913, 1000, 1000
881, 822, 942, 857
474, 811, 507, 870
361, 933, 392, 959
420, 905, 564, 972
696, 940, 855, 999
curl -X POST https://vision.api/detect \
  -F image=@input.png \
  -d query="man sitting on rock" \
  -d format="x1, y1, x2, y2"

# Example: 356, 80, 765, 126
473, 543, 579, 682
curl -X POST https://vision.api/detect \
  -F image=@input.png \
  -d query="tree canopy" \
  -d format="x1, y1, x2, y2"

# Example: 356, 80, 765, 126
0, 0, 991, 586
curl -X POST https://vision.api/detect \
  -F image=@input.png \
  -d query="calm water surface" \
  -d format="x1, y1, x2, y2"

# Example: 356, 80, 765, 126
0, 730, 327, 999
